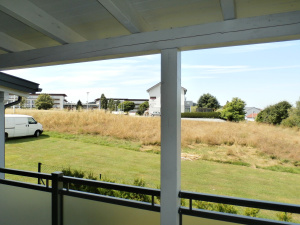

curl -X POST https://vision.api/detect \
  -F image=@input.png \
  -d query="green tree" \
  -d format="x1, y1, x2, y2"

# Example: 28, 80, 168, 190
256, 101, 292, 125
100, 94, 108, 110
137, 101, 149, 115
119, 101, 135, 113
76, 100, 83, 110
197, 93, 220, 110
107, 99, 115, 111
220, 97, 246, 122
281, 99, 300, 128
115, 100, 121, 110
35, 94, 54, 110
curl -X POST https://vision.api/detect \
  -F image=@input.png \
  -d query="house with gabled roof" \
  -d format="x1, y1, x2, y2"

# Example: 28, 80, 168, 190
147, 82, 187, 114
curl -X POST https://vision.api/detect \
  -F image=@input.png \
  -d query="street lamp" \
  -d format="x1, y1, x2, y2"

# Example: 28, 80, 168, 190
86, 92, 89, 110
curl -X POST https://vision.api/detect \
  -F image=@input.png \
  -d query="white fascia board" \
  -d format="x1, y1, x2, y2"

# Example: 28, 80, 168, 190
0, 32, 34, 52
0, 86, 29, 98
220, 0, 236, 20
0, 0, 86, 44
97, 0, 148, 33
1, 11, 300, 70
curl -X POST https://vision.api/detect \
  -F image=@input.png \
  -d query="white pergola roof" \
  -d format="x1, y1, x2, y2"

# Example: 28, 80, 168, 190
0, 0, 300, 70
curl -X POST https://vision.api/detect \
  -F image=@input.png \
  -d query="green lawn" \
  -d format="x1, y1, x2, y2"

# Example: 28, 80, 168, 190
5, 132, 300, 214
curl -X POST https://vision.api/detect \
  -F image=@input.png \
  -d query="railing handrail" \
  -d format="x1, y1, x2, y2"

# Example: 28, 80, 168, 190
0, 167, 52, 180
61, 176, 160, 196
180, 191, 300, 214
180, 207, 297, 225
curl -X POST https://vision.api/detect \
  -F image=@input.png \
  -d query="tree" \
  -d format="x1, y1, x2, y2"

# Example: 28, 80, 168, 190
281, 99, 300, 128
256, 101, 292, 125
35, 94, 54, 110
118, 101, 135, 113
197, 93, 220, 110
107, 99, 115, 111
100, 94, 108, 110
76, 100, 83, 110
137, 101, 149, 115
220, 97, 246, 122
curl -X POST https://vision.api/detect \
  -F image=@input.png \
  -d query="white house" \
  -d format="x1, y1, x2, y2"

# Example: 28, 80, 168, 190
147, 82, 187, 114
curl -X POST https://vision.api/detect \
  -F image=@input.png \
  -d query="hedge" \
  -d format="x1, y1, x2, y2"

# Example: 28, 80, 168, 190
181, 112, 221, 118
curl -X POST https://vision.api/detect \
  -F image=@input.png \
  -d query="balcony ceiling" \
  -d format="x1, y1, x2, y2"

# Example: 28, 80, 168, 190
0, 0, 300, 69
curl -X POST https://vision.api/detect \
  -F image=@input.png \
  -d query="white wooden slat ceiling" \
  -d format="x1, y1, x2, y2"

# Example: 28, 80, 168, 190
0, 0, 300, 69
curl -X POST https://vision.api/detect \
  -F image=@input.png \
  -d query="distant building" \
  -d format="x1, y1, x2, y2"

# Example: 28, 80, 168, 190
184, 100, 194, 112
245, 107, 261, 121
95, 98, 148, 110
147, 82, 187, 114
7, 93, 67, 109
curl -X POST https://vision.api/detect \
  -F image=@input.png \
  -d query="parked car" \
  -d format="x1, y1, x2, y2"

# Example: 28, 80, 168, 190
151, 111, 161, 117
5, 114, 43, 141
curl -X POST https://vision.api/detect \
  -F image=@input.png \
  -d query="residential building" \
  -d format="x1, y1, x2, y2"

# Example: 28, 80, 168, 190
147, 82, 187, 114
245, 107, 261, 121
6, 93, 68, 110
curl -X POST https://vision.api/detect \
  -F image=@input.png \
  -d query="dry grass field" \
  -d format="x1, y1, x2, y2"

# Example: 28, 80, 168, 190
6, 109, 300, 165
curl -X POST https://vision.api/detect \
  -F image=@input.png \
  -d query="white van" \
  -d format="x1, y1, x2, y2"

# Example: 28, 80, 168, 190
5, 114, 43, 141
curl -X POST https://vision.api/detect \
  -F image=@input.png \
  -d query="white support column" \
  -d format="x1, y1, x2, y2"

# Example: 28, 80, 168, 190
160, 48, 181, 225
0, 92, 5, 178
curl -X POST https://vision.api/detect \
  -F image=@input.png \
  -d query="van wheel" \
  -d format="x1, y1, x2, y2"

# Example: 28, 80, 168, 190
34, 130, 41, 137
5, 133, 8, 141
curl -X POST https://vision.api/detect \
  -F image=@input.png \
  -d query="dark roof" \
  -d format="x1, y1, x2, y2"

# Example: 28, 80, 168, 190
0, 72, 42, 94
95, 98, 148, 102
30, 93, 67, 97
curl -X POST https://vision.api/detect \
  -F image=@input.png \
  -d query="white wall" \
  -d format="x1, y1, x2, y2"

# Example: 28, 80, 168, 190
148, 84, 186, 114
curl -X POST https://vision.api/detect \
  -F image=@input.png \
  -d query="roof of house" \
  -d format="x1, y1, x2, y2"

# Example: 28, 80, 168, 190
0, 72, 41, 95
146, 82, 187, 94
246, 113, 258, 118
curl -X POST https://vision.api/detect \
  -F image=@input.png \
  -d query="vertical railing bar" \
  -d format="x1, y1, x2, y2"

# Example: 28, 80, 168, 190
46, 179, 49, 188
67, 182, 69, 191
38, 162, 42, 185
189, 198, 192, 210
152, 195, 154, 206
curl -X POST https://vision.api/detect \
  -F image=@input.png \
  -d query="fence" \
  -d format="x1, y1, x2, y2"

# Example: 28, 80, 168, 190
0, 167, 299, 225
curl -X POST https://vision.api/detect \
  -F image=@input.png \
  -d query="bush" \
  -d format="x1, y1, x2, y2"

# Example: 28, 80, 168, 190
256, 101, 292, 125
276, 212, 293, 222
244, 208, 260, 217
281, 99, 300, 128
181, 112, 221, 118
195, 201, 238, 214
35, 94, 54, 110
220, 98, 246, 122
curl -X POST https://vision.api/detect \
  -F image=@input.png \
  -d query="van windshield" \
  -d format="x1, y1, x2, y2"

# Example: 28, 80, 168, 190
28, 117, 37, 124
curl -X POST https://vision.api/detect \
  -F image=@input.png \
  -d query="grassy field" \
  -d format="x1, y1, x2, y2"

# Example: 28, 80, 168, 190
5, 132, 300, 221
4, 109, 300, 221
5, 132, 300, 202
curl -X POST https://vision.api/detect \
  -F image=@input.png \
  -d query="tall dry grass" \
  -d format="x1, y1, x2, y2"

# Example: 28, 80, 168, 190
6, 109, 300, 161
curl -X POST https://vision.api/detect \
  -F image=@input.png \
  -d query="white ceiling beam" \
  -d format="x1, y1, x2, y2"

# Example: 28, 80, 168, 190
0, 32, 34, 52
0, 0, 86, 44
220, 0, 236, 20
97, 0, 148, 33
1, 11, 300, 70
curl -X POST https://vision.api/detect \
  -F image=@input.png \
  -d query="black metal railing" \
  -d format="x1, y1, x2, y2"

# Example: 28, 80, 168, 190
179, 191, 300, 225
0, 167, 299, 225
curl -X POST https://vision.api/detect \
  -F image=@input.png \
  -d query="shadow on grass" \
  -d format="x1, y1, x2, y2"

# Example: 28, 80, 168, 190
5, 134, 50, 144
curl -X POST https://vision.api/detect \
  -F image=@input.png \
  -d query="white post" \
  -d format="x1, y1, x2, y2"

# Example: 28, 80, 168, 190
160, 48, 181, 225
0, 92, 5, 178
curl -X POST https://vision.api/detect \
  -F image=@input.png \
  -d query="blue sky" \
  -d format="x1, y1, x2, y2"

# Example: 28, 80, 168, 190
4, 40, 300, 109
